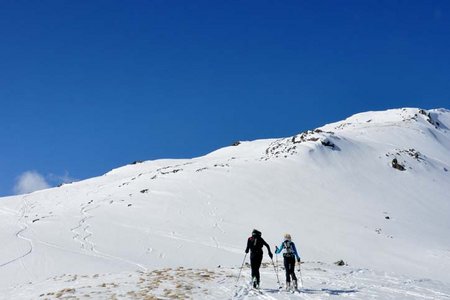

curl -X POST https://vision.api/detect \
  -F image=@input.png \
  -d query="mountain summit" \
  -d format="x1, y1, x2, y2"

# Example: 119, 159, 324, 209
1, 108, 449, 299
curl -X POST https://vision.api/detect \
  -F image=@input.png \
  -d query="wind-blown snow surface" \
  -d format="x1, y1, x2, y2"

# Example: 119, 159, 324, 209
1, 108, 449, 299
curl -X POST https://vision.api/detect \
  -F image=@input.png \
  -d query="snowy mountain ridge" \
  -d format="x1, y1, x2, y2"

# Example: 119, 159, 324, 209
1, 107, 449, 299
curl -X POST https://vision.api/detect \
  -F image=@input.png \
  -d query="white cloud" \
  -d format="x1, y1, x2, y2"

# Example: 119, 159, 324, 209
14, 171, 51, 195
48, 171, 77, 186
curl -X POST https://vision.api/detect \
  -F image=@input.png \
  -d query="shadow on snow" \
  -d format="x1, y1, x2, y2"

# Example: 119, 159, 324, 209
262, 288, 358, 296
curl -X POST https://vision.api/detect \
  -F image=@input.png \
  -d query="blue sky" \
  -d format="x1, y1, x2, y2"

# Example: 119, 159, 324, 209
1, 0, 449, 196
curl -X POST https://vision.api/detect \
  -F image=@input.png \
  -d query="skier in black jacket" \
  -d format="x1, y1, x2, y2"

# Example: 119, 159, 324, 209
245, 229, 273, 288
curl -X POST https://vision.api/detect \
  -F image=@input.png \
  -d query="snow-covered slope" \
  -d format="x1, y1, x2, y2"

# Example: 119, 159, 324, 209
1, 108, 449, 299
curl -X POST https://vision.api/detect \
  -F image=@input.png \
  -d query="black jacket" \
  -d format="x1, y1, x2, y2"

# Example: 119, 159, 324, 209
245, 235, 271, 256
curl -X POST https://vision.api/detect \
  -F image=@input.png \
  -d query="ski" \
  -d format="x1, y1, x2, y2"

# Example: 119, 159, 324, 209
280, 288, 300, 294
249, 288, 263, 294
246, 279, 263, 295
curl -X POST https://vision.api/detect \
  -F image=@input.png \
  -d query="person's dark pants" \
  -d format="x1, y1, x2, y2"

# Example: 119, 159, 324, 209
283, 255, 297, 283
250, 252, 263, 284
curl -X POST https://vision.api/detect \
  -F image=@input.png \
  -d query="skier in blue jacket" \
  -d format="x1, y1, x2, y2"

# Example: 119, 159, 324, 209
275, 233, 301, 290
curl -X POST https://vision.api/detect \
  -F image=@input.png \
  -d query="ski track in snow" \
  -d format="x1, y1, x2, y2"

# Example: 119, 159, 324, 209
71, 199, 101, 253
0, 187, 149, 275
0, 196, 34, 273
197, 188, 227, 250
68, 190, 149, 272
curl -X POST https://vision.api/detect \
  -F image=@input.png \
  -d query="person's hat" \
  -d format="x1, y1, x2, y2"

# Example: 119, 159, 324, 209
252, 229, 261, 236
284, 233, 291, 240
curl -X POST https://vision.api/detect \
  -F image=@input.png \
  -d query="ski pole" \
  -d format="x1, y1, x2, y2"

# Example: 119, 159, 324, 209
276, 252, 281, 281
271, 257, 282, 289
276, 252, 279, 273
235, 253, 247, 286
297, 259, 304, 288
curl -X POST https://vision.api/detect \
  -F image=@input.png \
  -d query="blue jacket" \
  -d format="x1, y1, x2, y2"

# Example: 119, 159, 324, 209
275, 240, 301, 261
